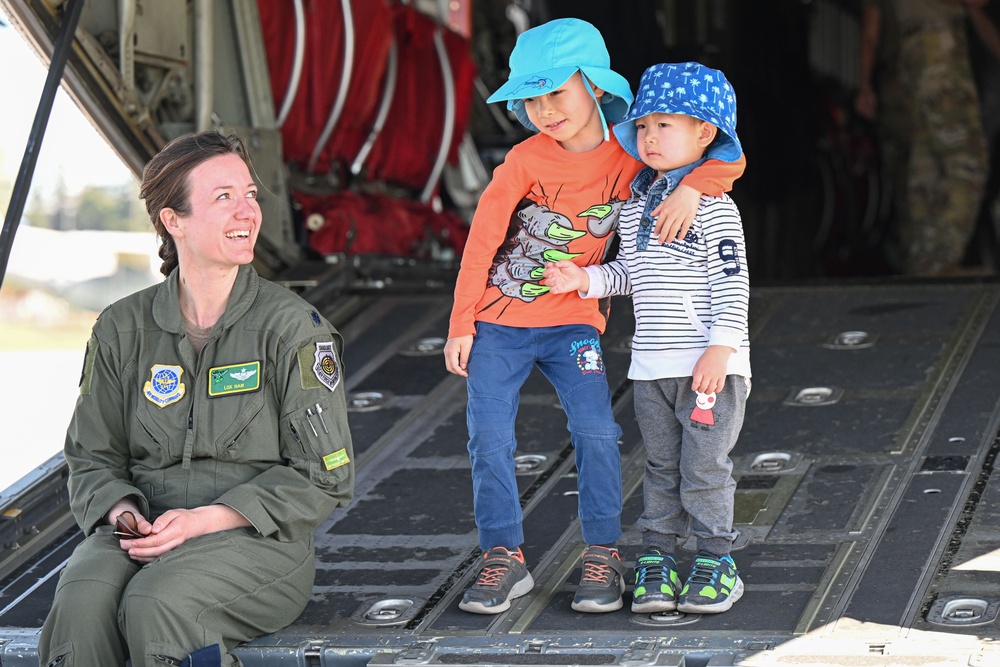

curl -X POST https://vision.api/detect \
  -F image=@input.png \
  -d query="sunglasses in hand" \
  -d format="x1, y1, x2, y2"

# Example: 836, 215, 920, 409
112, 510, 144, 539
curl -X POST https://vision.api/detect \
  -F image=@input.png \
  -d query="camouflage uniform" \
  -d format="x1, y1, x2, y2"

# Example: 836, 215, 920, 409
868, 0, 988, 275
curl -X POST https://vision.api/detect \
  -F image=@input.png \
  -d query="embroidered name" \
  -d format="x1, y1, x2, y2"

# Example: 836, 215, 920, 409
208, 361, 261, 397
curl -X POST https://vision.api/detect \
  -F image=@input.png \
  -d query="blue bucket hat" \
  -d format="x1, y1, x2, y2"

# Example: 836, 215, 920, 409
613, 62, 742, 163
486, 18, 633, 141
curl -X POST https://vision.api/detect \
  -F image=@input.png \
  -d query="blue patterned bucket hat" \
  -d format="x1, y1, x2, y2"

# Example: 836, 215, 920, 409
487, 18, 633, 140
613, 62, 742, 163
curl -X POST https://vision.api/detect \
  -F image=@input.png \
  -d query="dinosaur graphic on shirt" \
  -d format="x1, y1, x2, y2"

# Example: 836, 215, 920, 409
485, 197, 624, 305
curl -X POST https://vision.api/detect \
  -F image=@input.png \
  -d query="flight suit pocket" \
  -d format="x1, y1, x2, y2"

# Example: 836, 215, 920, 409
216, 388, 268, 460
132, 404, 177, 465
44, 640, 73, 666
283, 402, 351, 487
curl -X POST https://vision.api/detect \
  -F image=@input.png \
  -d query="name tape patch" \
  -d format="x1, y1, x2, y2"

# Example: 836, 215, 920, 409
208, 361, 261, 397
323, 448, 350, 471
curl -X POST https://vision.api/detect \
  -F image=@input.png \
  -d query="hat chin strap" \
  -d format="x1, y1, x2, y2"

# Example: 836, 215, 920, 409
583, 75, 609, 142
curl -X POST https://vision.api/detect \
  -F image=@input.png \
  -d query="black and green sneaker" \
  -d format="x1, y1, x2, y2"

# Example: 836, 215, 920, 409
677, 552, 744, 614
631, 548, 681, 613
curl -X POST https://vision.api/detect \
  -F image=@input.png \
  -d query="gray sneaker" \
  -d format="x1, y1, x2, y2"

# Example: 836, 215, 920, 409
459, 547, 534, 614
571, 545, 625, 613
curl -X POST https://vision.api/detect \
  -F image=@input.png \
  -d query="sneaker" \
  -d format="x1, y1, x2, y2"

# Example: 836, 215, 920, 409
676, 552, 744, 614
459, 547, 534, 614
571, 545, 626, 613
631, 548, 680, 613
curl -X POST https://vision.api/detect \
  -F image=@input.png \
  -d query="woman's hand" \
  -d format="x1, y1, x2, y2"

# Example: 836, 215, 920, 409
121, 504, 251, 563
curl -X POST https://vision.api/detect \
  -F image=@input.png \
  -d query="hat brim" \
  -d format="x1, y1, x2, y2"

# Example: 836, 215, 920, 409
613, 102, 743, 163
489, 66, 634, 134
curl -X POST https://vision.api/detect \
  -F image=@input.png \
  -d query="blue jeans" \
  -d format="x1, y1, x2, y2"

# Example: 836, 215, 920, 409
466, 322, 623, 550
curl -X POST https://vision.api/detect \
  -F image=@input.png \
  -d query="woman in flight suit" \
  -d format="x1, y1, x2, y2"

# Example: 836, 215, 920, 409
39, 131, 354, 667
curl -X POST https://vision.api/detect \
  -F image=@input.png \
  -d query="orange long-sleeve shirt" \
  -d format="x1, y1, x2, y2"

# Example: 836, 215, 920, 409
448, 131, 746, 338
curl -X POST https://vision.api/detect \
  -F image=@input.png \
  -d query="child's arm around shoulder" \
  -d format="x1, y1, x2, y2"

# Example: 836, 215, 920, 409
652, 153, 746, 245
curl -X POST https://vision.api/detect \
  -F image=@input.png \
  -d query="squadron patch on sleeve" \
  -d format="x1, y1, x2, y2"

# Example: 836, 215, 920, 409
143, 364, 186, 407
312, 342, 341, 391
298, 341, 341, 392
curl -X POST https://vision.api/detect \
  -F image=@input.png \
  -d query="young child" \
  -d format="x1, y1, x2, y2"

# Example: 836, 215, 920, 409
444, 20, 745, 615
543, 62, 750, 615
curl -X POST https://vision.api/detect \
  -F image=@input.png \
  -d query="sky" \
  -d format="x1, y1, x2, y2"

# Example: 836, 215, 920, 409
0, 7, 135, 199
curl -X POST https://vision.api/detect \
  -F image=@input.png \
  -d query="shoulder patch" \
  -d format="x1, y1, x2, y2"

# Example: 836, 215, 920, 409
79, 335, 98, 395
298, 342, 341, 391
310, 310, 322, 326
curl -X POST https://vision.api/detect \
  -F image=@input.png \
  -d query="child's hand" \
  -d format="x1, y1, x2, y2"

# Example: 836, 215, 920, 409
691, 345, 733, 394
652, 183, 700, 244
444, 335, 474, 377
542, 260, 589, 294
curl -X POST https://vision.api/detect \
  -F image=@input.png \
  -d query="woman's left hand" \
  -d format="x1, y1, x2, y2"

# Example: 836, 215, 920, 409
122, 505, 252, 563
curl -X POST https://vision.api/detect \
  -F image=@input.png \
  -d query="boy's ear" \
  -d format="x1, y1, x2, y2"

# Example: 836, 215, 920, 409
592, 85, 605, 101
697, 122, 719, 148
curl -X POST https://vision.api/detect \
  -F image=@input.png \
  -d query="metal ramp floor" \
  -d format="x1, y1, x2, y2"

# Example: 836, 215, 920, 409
3, 277, 1000, 666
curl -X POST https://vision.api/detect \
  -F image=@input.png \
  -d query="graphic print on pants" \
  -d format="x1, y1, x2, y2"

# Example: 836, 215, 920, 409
483, 194, 625, 311
690, 391, 717, 430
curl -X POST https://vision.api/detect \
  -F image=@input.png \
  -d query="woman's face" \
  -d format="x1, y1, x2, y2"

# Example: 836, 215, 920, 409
170, 153, 261, 272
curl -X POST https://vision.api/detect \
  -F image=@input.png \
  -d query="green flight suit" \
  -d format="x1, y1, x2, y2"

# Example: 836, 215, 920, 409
39, 265, 354, 667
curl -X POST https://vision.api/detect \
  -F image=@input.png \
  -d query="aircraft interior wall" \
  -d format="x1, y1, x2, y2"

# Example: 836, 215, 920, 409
469, 0, 1000, 283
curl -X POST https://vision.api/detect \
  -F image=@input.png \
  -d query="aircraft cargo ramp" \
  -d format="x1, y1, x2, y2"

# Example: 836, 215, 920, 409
3, 269, 1000, 666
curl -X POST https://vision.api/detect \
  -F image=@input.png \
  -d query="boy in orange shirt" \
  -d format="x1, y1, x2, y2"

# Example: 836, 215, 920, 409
444, 17, 745, 615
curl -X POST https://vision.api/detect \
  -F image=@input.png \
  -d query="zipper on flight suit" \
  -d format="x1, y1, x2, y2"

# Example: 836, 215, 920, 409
182, 404, 196, 469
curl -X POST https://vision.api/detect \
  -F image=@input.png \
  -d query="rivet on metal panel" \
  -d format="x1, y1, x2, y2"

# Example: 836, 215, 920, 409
783, 386, 844, 407
823, 331, 877, 349
514, 454, 547, 475
400, 337, 447, 356
347, 390, 393, 412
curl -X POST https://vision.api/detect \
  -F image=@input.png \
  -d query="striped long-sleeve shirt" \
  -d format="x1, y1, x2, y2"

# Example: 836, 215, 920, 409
583, 166, 751, 381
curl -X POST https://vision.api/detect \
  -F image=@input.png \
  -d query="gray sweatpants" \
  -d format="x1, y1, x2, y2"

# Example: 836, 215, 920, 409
633, 375, 750, 557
